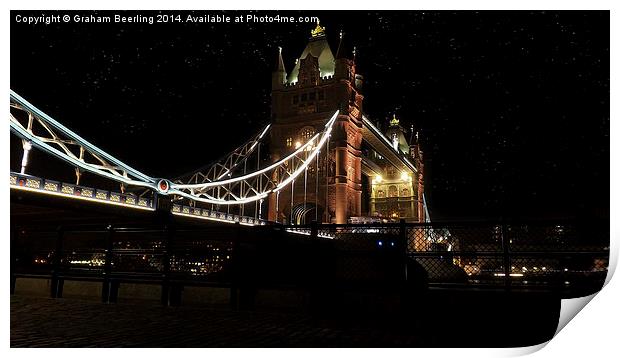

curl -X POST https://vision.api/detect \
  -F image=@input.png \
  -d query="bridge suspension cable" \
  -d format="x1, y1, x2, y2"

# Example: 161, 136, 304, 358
10, 90, 338, 209
9, 90, 158, 191
170, 110, 338, 205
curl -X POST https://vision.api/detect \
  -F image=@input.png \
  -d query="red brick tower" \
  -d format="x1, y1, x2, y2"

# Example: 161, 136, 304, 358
267, 23, 363, 224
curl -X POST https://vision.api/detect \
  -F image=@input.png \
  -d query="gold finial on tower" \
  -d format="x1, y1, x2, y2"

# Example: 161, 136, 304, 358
390, 114, 399, 126
311, 20, 326, 38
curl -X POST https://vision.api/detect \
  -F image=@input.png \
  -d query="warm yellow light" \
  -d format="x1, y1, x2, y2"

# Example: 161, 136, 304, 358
372, 175, 383, 184
295, 141, 302, 149
400, 172, 411, 182
10, 184, 154, 211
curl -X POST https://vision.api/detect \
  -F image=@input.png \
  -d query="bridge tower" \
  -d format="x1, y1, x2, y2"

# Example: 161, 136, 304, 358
268, 23, 363, 224
367, 115, 426, 223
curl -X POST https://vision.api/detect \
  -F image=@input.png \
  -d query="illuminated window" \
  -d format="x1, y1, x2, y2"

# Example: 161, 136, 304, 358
388, 185, 398, 197
301, 127, 315, 141
286, 137, 292, 147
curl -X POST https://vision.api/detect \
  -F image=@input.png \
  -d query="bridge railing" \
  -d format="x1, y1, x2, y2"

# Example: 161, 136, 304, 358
11, 220, 609, 304
284, 220, 609, 297
10, 172, 154, 210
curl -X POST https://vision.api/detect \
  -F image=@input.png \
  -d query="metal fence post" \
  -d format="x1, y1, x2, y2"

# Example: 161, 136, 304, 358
51, 226, 64, 298
310, 220, 318, 239
501, 222, 511, 290
399, 219, 408, 282
102, 225, 115, 303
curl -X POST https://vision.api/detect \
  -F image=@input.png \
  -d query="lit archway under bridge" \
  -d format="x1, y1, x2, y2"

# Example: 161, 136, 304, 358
291, 203, 323, 225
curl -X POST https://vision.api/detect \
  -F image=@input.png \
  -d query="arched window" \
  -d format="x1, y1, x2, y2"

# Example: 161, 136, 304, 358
388, 185, 398, 198
300, 126, 315, 151
300, 126, 315, 141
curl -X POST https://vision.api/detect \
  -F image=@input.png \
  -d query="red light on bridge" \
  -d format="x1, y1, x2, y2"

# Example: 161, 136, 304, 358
158, 179, 169, 193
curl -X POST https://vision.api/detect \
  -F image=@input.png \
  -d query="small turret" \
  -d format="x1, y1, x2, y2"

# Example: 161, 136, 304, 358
385, 114, 410, 154
271, 46, 287, 89
287, 22, 335, 84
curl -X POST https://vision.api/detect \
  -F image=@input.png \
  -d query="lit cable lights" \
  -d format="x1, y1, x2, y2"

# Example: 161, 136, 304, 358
170, 110, 338, 205
9, 91, 338, 208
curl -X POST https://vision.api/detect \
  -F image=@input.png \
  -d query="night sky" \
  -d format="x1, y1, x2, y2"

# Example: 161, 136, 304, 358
10, 10, 609, 221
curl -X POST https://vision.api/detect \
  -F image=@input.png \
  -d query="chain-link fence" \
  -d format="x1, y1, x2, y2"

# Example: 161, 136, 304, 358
11, 220, 609, 302
405, 221, 608, 294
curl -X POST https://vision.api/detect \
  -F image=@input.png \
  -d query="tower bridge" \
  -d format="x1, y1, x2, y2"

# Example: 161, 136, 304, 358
10, 23, 427, 227
9, 25, 608, 301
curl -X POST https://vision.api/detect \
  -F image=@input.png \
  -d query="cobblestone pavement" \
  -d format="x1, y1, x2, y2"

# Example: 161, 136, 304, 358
11, 295, 427, 347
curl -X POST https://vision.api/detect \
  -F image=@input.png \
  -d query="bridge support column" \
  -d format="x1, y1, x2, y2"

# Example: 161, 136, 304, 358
20, 140, 32, 174
335, 146, 348, 224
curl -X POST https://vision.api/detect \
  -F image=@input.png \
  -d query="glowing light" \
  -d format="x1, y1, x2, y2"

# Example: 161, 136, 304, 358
44, 182, 58, 191
295, 141, 302, 149
372, 175, 383, 184
172, 210, 259, 226
26, 178, 41, 189
494, 273, 524, 277
10, 182, 154, 211
400, 172, 411, 182
174, 111, 337, 191
284, 228, 335, 239
362, 115, 418, 173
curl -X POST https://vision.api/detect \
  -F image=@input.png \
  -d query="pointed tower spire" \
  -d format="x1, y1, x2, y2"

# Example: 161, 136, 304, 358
336, 28, 345, 58
272, 46, 287, 88
276, 46, 286, 72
